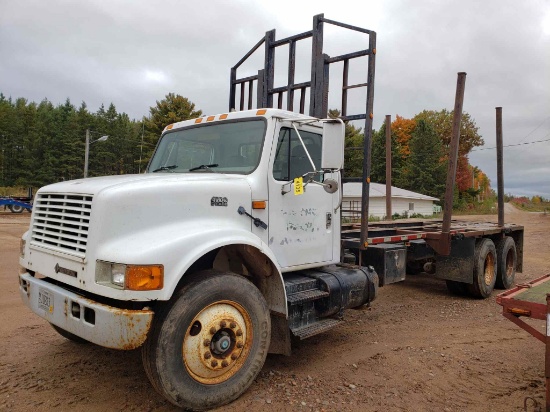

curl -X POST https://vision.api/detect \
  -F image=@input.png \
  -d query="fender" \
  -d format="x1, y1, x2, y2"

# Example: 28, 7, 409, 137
95, 221, 287, 317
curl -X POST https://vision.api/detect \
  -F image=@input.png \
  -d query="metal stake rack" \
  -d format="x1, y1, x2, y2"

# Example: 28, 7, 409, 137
229, 13, 376, 250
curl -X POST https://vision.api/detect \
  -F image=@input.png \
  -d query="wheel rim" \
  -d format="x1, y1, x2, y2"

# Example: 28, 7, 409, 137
505, 248, 515, 278
484, 252, 496, 286
183, 300, 253, 385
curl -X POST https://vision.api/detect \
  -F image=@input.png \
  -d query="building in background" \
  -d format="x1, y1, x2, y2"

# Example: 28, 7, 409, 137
342, 182, 439, 221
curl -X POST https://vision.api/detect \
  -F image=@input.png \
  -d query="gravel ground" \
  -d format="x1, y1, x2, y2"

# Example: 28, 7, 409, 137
0, 205, 548, 411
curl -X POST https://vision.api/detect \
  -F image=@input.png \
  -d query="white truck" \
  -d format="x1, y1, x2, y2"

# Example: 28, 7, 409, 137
18, 15, 523, 410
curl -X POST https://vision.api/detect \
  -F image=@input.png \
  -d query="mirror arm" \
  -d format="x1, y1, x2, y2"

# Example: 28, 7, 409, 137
334, 171, 343, 213
291, 123, 317, 172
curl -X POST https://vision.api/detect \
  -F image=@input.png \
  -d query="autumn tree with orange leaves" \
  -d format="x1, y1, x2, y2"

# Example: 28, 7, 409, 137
366, 109, 488, 207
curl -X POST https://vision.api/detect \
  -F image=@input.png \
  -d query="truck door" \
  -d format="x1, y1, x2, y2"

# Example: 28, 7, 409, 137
268, 121, 337, 269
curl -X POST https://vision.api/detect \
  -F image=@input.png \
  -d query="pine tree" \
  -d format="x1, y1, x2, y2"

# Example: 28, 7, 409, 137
400, 120, 446, 200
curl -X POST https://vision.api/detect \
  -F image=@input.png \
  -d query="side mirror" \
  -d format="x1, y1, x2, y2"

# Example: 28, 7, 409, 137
321, 120, 345, 170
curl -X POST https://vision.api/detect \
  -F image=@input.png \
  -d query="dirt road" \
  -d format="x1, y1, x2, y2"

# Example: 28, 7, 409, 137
1, 207, 548, 411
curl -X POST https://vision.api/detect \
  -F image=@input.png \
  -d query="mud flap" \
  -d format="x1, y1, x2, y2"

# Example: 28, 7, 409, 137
435, 237, 475, 283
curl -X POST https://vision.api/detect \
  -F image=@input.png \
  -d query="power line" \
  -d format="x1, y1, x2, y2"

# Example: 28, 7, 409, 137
516, 115, 550, 144
472, 134, 550, 151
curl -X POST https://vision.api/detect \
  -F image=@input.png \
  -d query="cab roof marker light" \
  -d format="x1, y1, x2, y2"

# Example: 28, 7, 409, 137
256, 109, 267, 115
220, 114, 228, 120
166, 124, 174, 130
195, 118, 203, 124
207, 116, 215, 122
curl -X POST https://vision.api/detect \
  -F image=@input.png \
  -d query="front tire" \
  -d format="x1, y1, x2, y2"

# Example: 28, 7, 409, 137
142, 271, 271, 411
468, 238, 497, 299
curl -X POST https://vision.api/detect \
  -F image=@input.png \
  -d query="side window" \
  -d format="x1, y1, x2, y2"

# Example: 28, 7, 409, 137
273, 128, 322, 181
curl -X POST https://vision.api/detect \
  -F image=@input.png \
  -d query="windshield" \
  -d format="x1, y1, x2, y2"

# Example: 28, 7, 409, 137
148, 119, 266, 174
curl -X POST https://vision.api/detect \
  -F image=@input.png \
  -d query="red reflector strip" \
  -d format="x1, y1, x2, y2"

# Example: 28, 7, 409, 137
368, 233, 427, 245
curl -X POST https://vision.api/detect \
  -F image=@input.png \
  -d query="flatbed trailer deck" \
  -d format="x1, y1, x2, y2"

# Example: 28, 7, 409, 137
343, 219, 524, 246
497, 274, 550, 411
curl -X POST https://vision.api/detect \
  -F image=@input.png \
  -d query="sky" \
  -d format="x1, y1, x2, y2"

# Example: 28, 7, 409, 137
1, 0, 549, 197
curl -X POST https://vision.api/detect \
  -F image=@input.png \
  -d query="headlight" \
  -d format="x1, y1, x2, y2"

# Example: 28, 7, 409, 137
96, 261, 164, 291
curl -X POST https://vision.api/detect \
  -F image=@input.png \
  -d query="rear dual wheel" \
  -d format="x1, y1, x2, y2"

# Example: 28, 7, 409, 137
468, 238, 497, 299
142, 271, 271, 411
495, 236, 517, 289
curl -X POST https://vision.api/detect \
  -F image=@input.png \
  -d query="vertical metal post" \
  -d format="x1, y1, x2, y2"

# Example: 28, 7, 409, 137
359, 32, 376, 249
257, 69, 265, 108
229, 68, 237, 111
385, 115, 392, 220
264, 30, 276, 109
84, 129, 90, 178
320, 54, 330, 118
287, 40, 296, 111
299, 88, 306, 114
546, 294, 550, 412
441, 72, 467, 244
240, 82, 245, 111
496, 107, 505, 227
248, 80, 253, 110
342, 59, 349, 117
310, 14, 324, 117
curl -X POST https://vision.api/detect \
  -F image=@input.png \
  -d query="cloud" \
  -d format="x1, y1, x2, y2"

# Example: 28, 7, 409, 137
1, 0, 549, 196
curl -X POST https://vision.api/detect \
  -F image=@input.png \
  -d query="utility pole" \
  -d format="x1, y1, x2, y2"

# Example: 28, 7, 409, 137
385, 115, 392, 220
84, 129, 90, 178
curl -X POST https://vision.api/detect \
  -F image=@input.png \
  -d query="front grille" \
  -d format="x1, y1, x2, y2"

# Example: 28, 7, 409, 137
31, 193, 93, 258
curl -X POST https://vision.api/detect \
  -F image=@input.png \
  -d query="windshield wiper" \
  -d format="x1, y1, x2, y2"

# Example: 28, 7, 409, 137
152, 165, 178, 172
189, 163, 219, 172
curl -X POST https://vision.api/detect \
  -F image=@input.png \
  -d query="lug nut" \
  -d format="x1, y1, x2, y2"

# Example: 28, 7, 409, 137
236, 330, 243, 337
209, 327, 216, 335
230, 322, 236, 329
204, 352, 212, 359
221, 360, 229, 367
236, 342, 244, 349
220, 321, 227, 328
231, 353, 238, 360
211, 360, 218, 367
203, 339, 211, 347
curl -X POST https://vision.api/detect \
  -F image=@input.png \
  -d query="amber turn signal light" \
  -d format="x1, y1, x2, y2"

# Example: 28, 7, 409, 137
252, 201, 266, 209
126, 265, 164, 291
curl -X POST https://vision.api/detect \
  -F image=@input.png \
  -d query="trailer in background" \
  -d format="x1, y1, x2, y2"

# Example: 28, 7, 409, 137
497, 274, 550, 411
0, 188, 33, 213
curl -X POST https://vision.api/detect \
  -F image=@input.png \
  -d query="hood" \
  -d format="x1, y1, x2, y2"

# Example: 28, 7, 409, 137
38, 173, 248, 197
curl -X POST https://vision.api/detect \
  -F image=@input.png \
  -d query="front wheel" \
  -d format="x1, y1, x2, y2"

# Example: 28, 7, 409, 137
142, 271, 271, 411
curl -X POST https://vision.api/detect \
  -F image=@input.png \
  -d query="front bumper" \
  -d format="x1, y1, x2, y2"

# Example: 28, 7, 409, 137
19, 273, 154, 350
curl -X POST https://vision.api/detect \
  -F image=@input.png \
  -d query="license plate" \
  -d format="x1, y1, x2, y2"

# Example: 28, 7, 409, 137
38, 288, 53, 313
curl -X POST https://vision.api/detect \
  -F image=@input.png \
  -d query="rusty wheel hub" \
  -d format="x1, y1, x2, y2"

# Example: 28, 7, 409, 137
183, 300, 252, 384
505, 249, 514, 276
484, 253, 496, 286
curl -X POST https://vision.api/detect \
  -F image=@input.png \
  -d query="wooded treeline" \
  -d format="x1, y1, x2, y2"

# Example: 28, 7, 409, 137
0, 93, 200, 187
1, 91, 490, 209
339, 109, 491, 207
